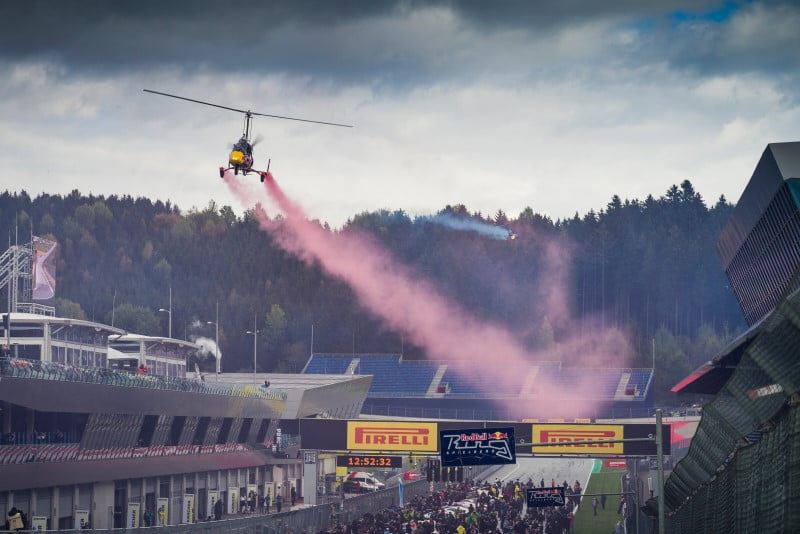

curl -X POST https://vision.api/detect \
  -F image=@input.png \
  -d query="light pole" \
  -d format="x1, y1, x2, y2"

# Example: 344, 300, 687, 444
246, 312, 259, 381
206, 301, 220, 379
158, 286, 172, 338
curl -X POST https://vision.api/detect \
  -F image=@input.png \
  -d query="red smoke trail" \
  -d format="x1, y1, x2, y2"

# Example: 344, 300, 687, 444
224, 171, 627, 418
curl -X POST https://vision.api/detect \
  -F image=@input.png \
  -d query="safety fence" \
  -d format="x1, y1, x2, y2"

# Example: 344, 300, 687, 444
659, 283, 800, 532
0, 504, 333, 534
337, 480, 445, 523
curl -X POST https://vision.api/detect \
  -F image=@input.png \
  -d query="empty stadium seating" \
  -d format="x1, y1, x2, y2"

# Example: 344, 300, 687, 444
359, 360, 437, 395
303, 353, 653, 406
302, 354, 353, 374
626, 369, 652, 397
439, 366, 527, 396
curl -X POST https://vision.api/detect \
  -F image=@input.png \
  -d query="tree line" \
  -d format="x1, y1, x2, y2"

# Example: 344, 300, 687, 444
0, 181, 745, 401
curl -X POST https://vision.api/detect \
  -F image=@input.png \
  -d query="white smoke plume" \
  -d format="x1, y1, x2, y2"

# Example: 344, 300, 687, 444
418, 213, 512, 240
194, 336, 222, 363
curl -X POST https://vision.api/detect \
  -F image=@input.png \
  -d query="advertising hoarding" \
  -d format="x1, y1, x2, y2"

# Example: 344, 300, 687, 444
439, 426, 516, 466
532, 424, 624, 454
74, 511, 90, 530
347, 421, 437, 452
207, 491, 218, 521
126, 502, 140, 529
32, 236, 57, 303
526, 487, 566, 508
157, 498, 169, 526
182, 494, 195, 524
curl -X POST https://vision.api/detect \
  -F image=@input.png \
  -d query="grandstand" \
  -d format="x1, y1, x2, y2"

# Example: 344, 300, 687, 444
303, 353, 653, 419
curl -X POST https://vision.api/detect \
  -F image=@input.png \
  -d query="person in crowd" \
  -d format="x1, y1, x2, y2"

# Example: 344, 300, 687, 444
6, 508, 25, 532
592, 496, 598, 515
213, 497, 223, 521
291, 485, 297, 506
313, 475, 599, 534
249, 491, 257, 514
275, 493, 283, 513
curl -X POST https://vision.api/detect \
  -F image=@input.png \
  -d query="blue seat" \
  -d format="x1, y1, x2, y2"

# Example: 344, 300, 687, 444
303, 354, 352, 374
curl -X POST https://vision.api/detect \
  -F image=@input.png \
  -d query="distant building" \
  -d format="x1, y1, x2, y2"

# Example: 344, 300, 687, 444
1, 312, 123, 367
109, 334, 198, 378
0, 240, 369, 530
717, 141, 800, 326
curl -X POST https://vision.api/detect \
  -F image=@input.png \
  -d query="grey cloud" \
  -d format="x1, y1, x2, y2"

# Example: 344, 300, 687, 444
1, 0, 798, 90
0, 1, 753, 75
448, 0, 720, 28
636, 2, 800, 79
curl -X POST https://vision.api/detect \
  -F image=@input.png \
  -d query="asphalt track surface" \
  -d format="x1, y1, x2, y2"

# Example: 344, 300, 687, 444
478, 457, 594, 488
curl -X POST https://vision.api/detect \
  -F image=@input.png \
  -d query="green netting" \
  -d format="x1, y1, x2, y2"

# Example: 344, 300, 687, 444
663, 283, 800, 532
665, 400, 800, 532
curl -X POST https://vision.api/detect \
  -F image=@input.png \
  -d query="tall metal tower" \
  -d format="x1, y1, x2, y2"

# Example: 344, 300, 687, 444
0, 241, 34, 314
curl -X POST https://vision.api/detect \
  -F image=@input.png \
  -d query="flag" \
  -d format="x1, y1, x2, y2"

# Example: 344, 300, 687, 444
398, 476, 404, 508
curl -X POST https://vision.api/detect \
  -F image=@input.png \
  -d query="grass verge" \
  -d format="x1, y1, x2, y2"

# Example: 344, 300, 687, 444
573, 463, 626, 534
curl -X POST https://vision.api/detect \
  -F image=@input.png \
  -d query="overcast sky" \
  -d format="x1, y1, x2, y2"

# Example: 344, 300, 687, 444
1, 0, 798, 227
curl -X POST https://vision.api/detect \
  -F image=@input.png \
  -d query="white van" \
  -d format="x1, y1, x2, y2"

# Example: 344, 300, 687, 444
347, 471, 385, 490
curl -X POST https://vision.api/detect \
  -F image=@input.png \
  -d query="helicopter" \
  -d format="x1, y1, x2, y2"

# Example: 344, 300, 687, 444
143, 89, 352, 181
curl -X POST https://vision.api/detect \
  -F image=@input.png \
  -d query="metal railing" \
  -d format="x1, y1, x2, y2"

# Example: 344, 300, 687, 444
0, 358, 285, 401
337, 480, 445, 523
360, 404, 656, 421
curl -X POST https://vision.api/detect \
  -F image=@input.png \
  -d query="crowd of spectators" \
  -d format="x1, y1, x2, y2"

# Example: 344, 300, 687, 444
316, 477, 582, 534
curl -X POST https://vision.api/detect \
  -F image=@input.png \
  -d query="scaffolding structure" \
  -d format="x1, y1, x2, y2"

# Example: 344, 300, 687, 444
0, 241, 55, 317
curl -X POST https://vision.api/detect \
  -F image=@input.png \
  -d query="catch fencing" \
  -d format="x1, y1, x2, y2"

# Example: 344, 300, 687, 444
661, 282, 800, 533
1, 504, 333, 534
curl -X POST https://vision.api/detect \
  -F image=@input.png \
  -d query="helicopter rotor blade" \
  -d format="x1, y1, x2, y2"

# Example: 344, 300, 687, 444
143, 89, 249, 114
144, 88, 353, 127
249, 111, 353, 128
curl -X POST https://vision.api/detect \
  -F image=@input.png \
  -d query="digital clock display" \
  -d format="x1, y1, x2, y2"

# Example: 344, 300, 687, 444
336, 454, 403, 468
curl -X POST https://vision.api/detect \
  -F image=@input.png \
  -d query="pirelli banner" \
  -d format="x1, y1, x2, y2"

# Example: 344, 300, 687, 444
300, 420, 440, 452
531, 423, 670, 456
299, 419, 668, 456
